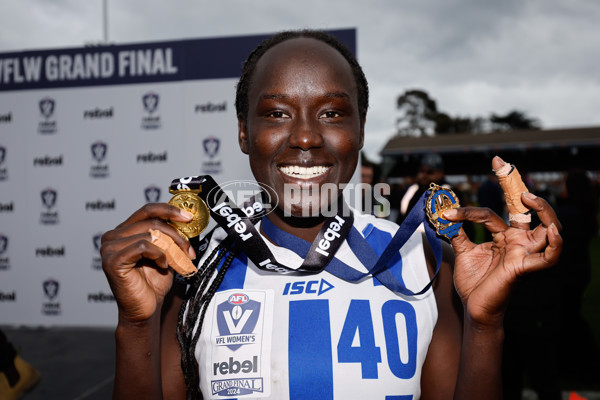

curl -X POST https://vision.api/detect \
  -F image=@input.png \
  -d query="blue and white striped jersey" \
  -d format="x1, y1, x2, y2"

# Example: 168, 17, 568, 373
190, 211, 438, 400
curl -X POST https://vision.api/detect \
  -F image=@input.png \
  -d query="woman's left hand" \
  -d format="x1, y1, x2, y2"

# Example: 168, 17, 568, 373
442, 191, 562, 327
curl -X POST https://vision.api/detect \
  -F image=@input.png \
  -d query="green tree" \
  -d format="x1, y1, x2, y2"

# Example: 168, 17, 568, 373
490, 110, 541, 131
396, 89, 541, 136
395, 89, 438, 137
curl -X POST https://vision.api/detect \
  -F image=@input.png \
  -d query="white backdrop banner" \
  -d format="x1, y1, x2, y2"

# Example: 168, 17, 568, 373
0, 30, 357, 327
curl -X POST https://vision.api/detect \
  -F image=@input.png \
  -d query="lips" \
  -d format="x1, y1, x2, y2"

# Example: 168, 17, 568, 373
278, 165, 330, 180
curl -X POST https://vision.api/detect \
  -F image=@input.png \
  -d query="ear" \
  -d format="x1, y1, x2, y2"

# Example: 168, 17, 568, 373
238, 117, 249, 154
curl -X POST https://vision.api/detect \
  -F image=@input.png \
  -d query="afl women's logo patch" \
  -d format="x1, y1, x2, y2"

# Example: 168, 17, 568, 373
216, 296, 261, 351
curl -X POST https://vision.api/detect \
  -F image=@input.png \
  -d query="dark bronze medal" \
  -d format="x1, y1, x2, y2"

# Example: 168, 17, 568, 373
425, 183, 462, 239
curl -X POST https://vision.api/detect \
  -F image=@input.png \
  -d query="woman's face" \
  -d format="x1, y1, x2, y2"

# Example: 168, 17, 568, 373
239, 38, 365, 217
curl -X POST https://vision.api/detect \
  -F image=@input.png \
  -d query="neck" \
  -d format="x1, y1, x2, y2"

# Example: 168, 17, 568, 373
263, 207, 327, 243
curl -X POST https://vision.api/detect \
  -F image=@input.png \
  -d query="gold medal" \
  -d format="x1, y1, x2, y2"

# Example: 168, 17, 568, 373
425, 183, 462, 239
168, 192, 210, 239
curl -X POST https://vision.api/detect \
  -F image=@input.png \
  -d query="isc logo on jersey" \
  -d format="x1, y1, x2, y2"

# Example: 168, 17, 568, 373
282, 278, 335, 296
215, 293, 260, 351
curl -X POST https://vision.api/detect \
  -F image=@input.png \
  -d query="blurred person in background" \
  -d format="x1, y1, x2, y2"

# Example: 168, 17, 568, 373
0, 330, 40, 400
397, 153, 474, 239
478, 172, 505, 242
555, 169, 600, 384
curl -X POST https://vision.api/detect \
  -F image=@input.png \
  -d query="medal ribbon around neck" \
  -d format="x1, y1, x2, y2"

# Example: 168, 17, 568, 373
169, 175, 353, 275
169, 176, 458, 296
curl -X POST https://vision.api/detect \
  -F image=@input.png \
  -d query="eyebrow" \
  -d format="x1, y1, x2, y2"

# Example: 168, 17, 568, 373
260, 94, 288, 100
324, 92, 350, 100
259, 92, 350, 101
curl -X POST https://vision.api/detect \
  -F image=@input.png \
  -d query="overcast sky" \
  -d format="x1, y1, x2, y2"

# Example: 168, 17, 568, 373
1, 0, 598, 161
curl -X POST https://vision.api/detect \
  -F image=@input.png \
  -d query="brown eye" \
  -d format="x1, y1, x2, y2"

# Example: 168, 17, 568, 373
320, 111, 341, 119
266, 111, 288, 119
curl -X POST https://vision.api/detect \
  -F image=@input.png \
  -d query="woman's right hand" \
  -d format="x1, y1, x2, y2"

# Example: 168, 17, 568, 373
100, 203, 197, 324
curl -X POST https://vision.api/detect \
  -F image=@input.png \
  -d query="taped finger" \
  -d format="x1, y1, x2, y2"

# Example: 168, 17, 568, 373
149, 229, 197, 278
493, 156, 531, 224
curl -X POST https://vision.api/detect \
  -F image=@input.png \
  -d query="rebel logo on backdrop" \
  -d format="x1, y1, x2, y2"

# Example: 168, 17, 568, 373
87, 292, 116, 303
0, 201, 13, 213
0, 291, 15, 302
83, 107, 114, 119
40, 188, 59, 225
144, 185, 161, 203
201, 136, 222, 174
141, 92, 161, 129
136, 151, 167, 163
90, 141, 109, 178
33, 154, 63, 167
194, 101, 227, 113
85, 199, 115, 211
38, 97, 57, 134
35, 246, 65, 257
0, 112, 12, 123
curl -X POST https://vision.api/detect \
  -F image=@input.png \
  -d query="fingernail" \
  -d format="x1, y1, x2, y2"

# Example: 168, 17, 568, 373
549, 222, 558, 235
180, 209, 194, 220
494, 156, 506, 166
188, 246, 196, 259
523, 192, 537, 200
443, 209, 458, 218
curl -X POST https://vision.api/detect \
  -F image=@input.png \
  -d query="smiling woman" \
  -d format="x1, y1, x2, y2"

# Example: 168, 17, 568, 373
238, 36, 364, 233
100, 29, 563, 400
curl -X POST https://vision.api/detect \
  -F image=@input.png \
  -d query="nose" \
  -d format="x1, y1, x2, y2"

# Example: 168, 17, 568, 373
288, 113, 324, 150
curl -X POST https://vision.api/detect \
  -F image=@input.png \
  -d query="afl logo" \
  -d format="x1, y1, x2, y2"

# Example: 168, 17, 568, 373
228, 293, 249, 305
93, 233, 102, 252
43, 279, 60, 300
41, 188, 58, 209
39, 98, 55, 119
0, 235, 8, 255
143, 92, 159, 114
202, 136, 220, 159
144, 185, 161, 203
91, 141, 107, 163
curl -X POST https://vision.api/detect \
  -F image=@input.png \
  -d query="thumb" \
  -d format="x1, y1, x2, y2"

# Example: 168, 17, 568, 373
442, 209, 475, 254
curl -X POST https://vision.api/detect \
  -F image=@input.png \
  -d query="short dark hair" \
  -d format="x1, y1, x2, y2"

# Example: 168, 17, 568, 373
235, 29, 369, 124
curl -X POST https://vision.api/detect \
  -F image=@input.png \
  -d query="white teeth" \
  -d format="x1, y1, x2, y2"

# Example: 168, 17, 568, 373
279, 165, 329, 179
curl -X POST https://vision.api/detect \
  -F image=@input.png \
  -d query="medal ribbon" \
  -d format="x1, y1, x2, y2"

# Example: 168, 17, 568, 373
170, 175, 353, 274
260, 193, 442, 296
170, 176, 444, 296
